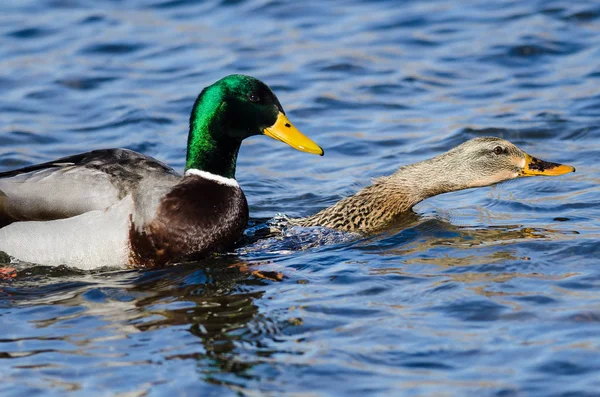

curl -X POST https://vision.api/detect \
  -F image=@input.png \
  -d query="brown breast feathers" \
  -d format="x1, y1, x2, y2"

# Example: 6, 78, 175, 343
129, 176, 248, 268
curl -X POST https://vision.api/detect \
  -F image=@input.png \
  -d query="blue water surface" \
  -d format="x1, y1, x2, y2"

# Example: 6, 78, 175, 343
1, 0, 600, 396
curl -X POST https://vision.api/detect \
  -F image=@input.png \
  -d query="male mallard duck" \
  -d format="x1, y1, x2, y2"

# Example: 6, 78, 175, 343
296, 137, 574, 231
0, 74, 323, 269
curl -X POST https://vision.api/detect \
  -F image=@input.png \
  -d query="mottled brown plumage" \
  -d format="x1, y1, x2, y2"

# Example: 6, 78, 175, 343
296, 137, 575, 232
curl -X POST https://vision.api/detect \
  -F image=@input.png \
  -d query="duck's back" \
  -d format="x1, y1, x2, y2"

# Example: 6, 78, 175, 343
0, 149, 183, 269
0, 148, 180, 226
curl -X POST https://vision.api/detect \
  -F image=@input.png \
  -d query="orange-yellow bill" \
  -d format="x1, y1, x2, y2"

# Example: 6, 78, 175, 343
264, 112, 324, 156
520, 153, 575, 176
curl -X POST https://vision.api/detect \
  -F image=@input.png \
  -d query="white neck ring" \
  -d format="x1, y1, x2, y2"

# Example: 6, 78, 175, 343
184, 169, 239, 188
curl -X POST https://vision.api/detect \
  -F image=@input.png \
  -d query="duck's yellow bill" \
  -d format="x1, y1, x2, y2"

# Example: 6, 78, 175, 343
520, 153, 576, 176
264, 112, 324, 156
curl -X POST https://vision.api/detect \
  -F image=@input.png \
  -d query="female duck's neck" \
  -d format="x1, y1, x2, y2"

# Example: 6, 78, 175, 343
185, 98, 240, 179
389, 154, 471, 203
298, 156, 472, 231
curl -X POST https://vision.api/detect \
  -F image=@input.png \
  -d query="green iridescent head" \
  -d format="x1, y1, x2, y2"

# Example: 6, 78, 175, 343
185, 74, 323, 178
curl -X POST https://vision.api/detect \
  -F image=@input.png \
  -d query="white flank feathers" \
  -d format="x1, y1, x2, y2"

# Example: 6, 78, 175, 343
0, 196, 134, 270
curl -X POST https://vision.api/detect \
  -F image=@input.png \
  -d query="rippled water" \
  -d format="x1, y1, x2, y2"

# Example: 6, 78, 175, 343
2, 0, 600, 395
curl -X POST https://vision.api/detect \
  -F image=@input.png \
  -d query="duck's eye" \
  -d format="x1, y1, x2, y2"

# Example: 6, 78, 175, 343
248, 93, 260, 102
493, 146, 504, 155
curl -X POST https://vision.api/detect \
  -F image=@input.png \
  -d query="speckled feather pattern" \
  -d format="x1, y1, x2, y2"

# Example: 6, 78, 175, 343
296, 181, 418, 232
296, 138, 530, 232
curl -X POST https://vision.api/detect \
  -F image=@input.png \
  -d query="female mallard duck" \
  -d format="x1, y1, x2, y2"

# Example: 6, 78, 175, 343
0, 74, 323, 270
296, 137, 574, 232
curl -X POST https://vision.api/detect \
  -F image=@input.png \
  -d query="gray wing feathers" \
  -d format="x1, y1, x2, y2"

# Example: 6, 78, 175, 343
0, 166, 121, 222
0, 148, 181, 224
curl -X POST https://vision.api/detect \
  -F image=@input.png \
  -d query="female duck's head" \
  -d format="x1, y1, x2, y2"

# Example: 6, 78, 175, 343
414, 137, 575, 191
186, 75, 323, 178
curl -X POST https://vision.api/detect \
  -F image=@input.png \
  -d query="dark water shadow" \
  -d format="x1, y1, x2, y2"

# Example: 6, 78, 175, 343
0, 256, 285, 385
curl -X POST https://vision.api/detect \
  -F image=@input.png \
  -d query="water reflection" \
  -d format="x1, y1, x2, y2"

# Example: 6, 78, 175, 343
0, 258, 284, 386
367, 217, 579, 260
